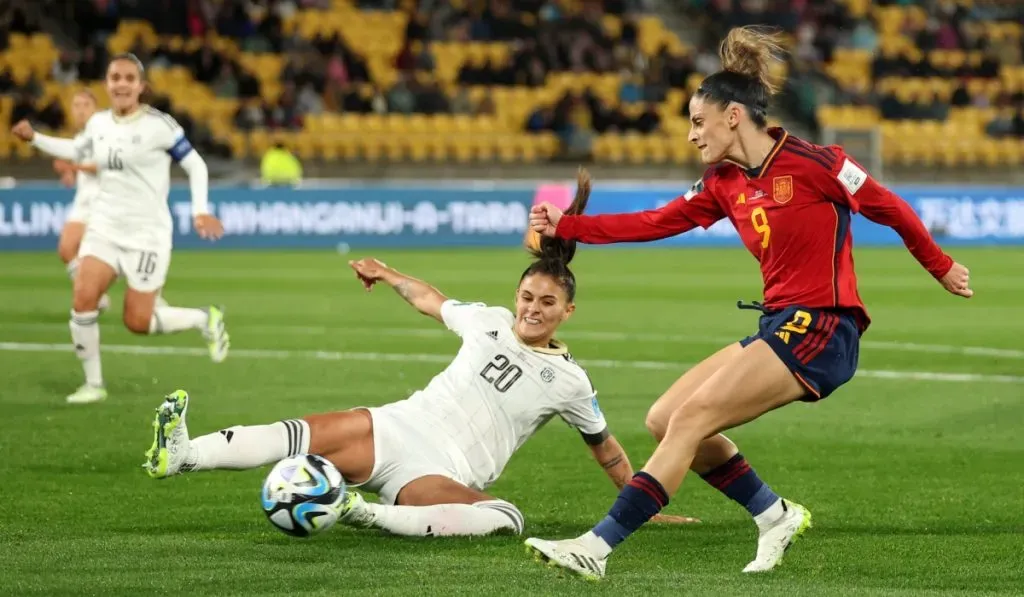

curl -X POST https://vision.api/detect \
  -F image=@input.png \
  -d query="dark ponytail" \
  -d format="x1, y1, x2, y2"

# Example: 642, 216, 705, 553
694, 26, 785, 128
519, 168, 592, 302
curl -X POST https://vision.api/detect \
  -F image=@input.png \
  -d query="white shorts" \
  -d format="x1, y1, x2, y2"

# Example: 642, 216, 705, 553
78, 230, 171, 293
353, 403, 472, 505
65, 194, 94, 224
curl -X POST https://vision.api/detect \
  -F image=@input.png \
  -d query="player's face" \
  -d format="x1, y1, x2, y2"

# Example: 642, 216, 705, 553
106, 59, 144, 113
514, 274, 575, 345
687, 96, 739, 164
71, 94, 96, 130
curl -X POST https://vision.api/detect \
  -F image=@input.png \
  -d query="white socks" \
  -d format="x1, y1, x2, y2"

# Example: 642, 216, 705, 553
149, 306, 208, 334
69, 310, 103, 387
753, 498, 787, 532
358, 499, 525, 537
579, 530, 614, 558
187, 420, 310, 471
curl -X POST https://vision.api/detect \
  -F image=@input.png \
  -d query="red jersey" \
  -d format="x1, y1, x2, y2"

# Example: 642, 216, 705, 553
555, 129, 954, 331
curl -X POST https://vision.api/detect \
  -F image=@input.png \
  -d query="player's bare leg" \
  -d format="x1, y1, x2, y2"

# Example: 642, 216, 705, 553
307, 410, 524, 537
66, 256, 117, 404
59, 222, 109, 313
527, 340, 813, 579
646, 342, 792, 540
306, 409, 376, 483
124, 287, 229, 362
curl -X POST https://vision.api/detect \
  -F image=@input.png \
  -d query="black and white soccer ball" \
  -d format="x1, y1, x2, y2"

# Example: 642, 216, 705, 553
260, 454, 347, 537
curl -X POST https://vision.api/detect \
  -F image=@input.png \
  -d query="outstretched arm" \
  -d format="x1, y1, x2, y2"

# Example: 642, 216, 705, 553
584, 433, 701, 524
12, 120, 90, 161
530, 179, 725, 244
584, 432, 633, 490
826, 157, 972, 297
349, 258, 448, 322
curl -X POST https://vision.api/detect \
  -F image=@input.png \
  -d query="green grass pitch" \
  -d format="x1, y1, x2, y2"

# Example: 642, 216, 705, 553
1, 246, 1022, 597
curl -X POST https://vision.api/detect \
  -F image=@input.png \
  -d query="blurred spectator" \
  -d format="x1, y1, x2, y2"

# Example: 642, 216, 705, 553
234, 99, 269, 131
10, 92, 36, 126
212, 63, 240, 98
296, 82, 324, 115
52, 51, 80, 85
268, 83, 303, 130
387, 73, 417, 114
78, 45, 106, 81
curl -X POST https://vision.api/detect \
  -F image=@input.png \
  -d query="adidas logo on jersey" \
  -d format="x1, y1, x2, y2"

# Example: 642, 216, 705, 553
486, 330, 498, 340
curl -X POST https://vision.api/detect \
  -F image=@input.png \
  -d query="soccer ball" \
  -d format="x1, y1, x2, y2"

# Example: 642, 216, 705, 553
260, 454, 346, 537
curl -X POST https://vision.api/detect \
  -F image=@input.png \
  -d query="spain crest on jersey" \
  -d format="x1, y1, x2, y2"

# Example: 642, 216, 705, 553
773, 175, 794, 204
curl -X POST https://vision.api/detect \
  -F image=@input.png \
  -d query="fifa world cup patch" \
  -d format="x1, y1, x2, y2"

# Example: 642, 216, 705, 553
772, 175, 794, 204
684, 179, 704, 200
837, 158, 867, 195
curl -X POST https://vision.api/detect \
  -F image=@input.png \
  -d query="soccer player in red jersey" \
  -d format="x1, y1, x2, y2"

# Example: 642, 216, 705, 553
523, 26, 973, 580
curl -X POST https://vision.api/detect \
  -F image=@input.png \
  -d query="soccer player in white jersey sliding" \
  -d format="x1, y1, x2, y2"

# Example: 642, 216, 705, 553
10, 53, 230, 405
143, 173, 696, 538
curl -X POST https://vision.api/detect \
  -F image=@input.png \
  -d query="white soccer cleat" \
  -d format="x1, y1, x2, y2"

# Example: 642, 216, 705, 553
337, 491, 376, 529
143, 390, 192, 478
525, 537, 607, 581
66, 384, 107, 404
743, 500, 813, 573
203, 305, 230, 363
97, 294, 111, 314
155, 293, 169, 309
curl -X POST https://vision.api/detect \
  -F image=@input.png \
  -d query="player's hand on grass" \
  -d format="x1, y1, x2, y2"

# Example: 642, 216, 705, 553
939, 262, 972, 298
349, 257, 390, 291
651, 513, 701, 524
11, 119, 34, 142
193, 214, 224, 241
529, 202, 562, 237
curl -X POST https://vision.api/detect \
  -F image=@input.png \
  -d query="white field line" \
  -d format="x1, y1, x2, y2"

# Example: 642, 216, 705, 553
0, 342, 1021, 385
2, 322, 1022, 360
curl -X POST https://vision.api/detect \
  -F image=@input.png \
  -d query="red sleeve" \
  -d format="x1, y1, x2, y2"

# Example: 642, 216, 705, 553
822, 150, 954, 280
555, 176, 726, 244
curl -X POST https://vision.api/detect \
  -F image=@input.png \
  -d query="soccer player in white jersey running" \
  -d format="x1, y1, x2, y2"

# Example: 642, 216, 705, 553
53, 90, 172, 315
10, 53, 230, 405
53, 90, 110, 313
143, 174, 695, 537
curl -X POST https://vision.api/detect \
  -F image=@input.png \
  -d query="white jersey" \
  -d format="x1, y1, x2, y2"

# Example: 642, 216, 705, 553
396, 300, 607, 491
72, 133, 100, 207
71, 107, 193, 249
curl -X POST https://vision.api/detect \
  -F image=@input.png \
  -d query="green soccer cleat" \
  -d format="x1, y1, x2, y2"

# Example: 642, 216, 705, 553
337, 491, 376, 529
143, 390, 192, 479
203, 305, 230, 363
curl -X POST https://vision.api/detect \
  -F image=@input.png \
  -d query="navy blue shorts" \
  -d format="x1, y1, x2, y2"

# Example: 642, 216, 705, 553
739, 305, 861, 401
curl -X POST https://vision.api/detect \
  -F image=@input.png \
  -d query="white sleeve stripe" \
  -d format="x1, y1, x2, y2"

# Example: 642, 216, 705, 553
146, 108, 178, 132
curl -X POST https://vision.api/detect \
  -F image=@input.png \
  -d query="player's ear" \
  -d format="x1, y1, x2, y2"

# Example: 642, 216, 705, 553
562, 302, 575, 321
727, 102, 743, 129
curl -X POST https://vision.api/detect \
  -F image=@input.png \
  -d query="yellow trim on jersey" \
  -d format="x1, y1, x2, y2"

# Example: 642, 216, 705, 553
511, 330, 570, 355
111, 104, 148, 124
